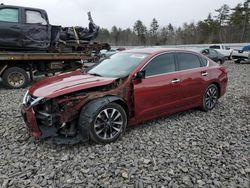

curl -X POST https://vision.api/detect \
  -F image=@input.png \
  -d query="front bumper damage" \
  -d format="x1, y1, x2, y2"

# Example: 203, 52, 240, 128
21, 104, 86, 144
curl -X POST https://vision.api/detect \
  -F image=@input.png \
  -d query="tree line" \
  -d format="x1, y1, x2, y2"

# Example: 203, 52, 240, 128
95, 0, 250, 46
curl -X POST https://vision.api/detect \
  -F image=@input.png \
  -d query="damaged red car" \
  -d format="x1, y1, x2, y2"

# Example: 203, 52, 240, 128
21, 48, 228, 144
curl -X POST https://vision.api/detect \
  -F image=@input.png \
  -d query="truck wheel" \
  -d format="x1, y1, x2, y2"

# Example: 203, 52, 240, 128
2, 67, 29, 89
78, 102, 127, 144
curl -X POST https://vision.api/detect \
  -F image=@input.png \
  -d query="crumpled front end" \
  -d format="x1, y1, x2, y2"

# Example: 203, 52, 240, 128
21, 91, 89, 144
21, 78, 131, 144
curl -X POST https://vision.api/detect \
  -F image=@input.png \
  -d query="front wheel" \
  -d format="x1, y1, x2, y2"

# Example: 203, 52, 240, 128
79, 102, 127, 144
201, 84, 219, 111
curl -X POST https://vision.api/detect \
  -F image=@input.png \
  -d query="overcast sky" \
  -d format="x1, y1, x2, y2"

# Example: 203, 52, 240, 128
1, 0, 244, 29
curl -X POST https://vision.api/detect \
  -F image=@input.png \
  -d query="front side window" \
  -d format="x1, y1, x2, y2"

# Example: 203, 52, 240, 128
25, 10, 47, 25
143, 53, 176, 76
177, 53, 201, 71
0, 8, 18, 23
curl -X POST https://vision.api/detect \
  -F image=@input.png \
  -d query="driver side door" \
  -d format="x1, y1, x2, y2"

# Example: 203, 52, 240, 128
133, 53, 183, 121
22, 9, 50, 50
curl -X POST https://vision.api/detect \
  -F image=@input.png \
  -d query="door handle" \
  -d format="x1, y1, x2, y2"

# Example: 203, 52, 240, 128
171, 79, 180, 83
201, 72, 208, 76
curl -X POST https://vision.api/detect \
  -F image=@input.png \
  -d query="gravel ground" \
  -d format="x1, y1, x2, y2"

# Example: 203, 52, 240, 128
0, 61, 249, 188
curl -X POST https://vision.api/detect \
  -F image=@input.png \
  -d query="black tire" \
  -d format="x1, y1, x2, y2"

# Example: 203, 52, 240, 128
79, 102, 127, 144
235, 59, 241, 64
2, 67, 29, 89
201, 84, 219, 112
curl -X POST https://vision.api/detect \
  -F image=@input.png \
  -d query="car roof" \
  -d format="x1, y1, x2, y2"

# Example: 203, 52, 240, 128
0, 4, 46, 12
124, 47, 196, 55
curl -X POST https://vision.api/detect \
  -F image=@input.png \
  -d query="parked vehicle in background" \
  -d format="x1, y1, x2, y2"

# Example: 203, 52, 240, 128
232, 45, 250, 64
209, 44, 233, 59
201, 48, 227, 64
101, 49, 117, 58
101, 48, 126, 58
21, 48, 228, 144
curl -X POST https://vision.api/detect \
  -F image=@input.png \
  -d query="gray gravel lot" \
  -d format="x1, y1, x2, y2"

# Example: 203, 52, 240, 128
0, 61, 249, 188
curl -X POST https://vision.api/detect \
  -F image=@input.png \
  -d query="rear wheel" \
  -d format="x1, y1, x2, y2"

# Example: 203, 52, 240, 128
2, 67, 29, 89
201, 84, 219, 111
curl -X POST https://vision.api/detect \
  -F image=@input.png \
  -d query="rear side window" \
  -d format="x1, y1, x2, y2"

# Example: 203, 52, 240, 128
143, 53, 176, 76
200, 56, 208, 67
25, 10, 47, 25
176, 53, 201, 71
0, 8, 18, 23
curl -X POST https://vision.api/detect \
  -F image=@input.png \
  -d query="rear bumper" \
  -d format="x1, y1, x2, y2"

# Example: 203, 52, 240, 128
21, 105, 42, 139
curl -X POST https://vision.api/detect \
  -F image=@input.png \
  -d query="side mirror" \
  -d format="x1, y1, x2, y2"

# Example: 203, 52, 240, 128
135, 70, 146, 80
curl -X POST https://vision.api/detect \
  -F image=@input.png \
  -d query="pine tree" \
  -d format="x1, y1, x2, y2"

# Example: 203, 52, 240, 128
133, 20, 147, 45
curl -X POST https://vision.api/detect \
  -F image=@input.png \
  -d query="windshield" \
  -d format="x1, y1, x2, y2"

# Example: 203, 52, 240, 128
87, 52, 148, 78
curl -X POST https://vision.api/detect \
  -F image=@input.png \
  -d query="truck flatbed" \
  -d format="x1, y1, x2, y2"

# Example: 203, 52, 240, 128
0, 52, 92, 61
0, 51, 98, 89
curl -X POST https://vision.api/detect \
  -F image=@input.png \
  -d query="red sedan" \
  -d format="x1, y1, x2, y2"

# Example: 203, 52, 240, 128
21, 48, 228, 144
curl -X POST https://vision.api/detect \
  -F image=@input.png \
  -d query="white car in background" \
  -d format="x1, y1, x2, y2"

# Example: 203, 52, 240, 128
231, 45, 250, 64
209, 44, 233, 60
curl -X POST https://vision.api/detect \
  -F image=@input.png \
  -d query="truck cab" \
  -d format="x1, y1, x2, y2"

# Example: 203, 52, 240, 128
0, 4, 53, 51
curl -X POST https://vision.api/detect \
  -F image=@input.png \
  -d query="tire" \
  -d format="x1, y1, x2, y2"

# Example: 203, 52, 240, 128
201, 84, 219, 112
235, 59, 241, 64
2, 67, 29, 89
79, 102, 127, 144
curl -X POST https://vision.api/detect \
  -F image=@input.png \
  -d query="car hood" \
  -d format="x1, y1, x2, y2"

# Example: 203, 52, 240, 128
29, 71, 117, 98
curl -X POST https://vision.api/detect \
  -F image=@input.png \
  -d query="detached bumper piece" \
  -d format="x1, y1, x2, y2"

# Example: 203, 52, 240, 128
21, 106, 41, 139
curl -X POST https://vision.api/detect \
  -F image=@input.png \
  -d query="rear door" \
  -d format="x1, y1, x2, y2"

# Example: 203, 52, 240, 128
175, 52, 209, 107
22, 9, 50, 50
0, 7, 22, 49
133, 53, 183, 121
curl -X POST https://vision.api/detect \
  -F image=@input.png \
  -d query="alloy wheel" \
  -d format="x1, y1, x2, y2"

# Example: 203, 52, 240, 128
205, 86, 218, 109
94, 108, 124, 140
